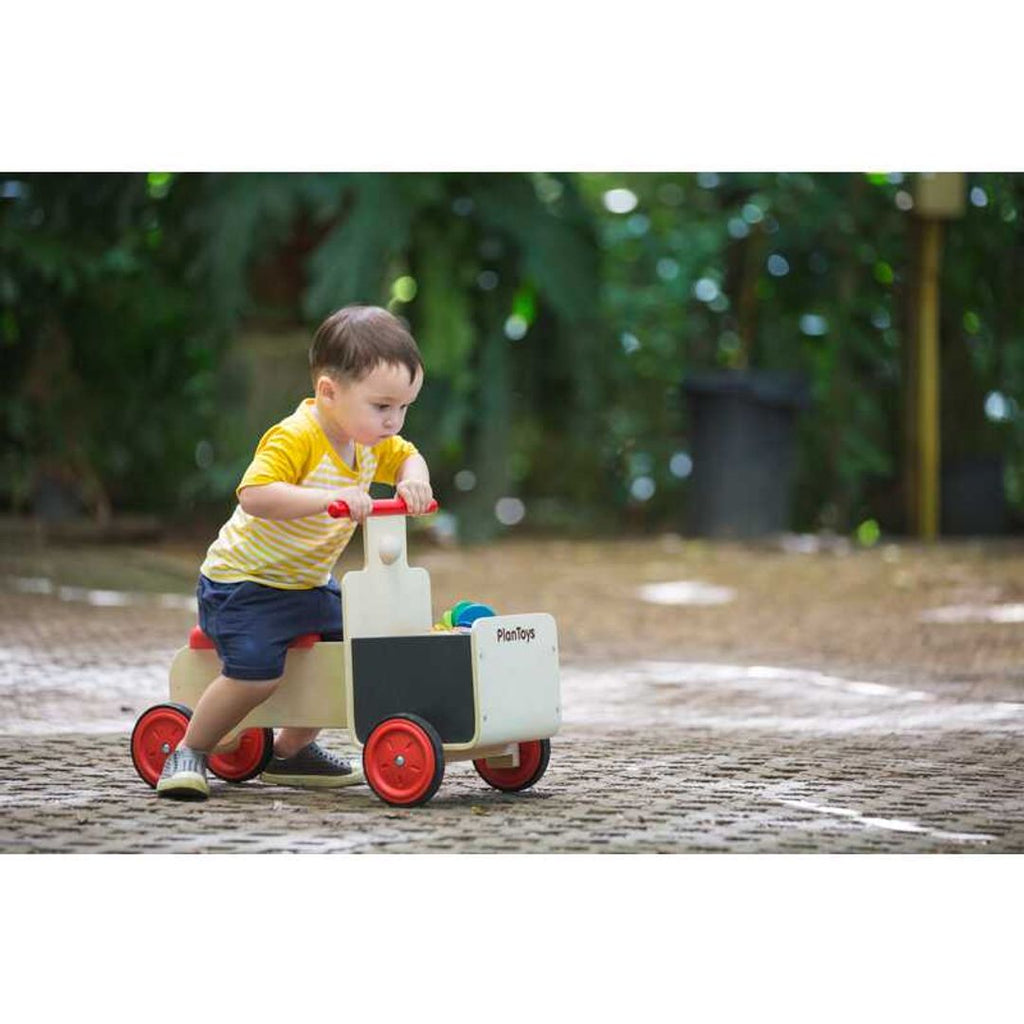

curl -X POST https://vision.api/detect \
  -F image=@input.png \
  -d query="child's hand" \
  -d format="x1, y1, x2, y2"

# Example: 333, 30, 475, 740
396, 479, 434, 515
326, 488, 373, 523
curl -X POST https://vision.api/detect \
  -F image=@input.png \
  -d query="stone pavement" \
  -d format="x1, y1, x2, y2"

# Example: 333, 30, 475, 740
2, 538, 1024, 853
2, 716, 1022, 853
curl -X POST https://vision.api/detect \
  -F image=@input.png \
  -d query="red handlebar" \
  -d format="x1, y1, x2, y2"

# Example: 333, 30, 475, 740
327, 497, 439, 519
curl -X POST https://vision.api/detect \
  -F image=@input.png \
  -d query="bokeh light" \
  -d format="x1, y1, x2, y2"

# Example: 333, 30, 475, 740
669, 452, 693, 479
856, 519, 881, 547
391, 275, 417, 303
741, 202, 764, 225
727, 217, 750, 239
504, 315, 528, 340
767, 253, 790, 277
603, 188, 639, 214
532, 174, 563, 204
454, 469, 477, 492
874, 261, 895, 285
495, 497, 526, 526
985, 391, 1012, 422
800, 314, 829, 336
693, 278, 720, 303
620, 332, 641, 355
627, 213, 650, 237
657, 258, 680, 281
146, 173, 173, 199
970, 187, 988, 208
630, 476, 656, 502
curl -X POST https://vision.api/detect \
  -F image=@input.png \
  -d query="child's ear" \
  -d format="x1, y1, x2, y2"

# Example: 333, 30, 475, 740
315, 374, 334, 401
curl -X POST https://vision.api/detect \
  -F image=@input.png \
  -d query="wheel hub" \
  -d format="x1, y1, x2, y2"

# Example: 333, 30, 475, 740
394, 755, 406, 767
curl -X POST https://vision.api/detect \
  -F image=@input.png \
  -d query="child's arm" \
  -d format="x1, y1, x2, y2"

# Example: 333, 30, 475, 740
239, 482, 373, 522
395, 454, 433, 515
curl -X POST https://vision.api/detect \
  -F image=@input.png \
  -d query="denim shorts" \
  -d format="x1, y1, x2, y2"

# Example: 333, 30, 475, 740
197, 574, 344, 681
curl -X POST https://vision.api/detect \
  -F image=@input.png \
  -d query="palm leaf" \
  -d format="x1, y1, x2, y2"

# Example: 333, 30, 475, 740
302, 174, 412, 318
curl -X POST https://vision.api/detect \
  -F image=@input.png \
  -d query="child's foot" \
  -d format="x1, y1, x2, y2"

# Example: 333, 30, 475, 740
261, 742, 364, 789
156, 747, 210, 801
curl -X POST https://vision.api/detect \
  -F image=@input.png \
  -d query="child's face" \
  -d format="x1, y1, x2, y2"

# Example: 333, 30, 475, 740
317, 361, 423, 446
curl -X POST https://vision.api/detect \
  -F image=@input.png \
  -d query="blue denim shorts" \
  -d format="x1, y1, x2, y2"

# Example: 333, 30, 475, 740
197, 574, 344, 681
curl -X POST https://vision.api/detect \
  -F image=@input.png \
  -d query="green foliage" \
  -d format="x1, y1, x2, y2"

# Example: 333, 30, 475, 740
580, 171, 1023, 532
0, 172, 606, 538
3, 171, 1023, 538
303, 175, 417, 318
0, 173, 230, 517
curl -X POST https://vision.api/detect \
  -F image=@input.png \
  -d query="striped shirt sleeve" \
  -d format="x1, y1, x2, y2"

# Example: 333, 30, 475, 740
372, 435, 419, 486
236, 421, 310, 494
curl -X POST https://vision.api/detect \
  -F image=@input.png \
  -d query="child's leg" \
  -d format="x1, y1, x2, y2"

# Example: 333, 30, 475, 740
273, 727, 321, 759
179, 673, 281, 753
264, 575, 342, 760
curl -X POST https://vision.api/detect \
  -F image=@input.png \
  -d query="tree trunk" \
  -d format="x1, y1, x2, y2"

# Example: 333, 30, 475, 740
461, 322, 512, 542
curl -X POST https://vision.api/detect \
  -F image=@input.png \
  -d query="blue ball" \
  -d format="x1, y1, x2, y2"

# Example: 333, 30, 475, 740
454, 602, 496, 627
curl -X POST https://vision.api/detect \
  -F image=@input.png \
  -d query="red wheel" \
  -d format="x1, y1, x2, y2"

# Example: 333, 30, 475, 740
363, 714, 445, 807
473, 739, 551, 793
208, 728, 275, 783
130, 703, 192, 788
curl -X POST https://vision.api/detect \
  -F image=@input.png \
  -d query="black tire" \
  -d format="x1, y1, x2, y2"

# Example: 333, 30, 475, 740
363, 712, 445, 807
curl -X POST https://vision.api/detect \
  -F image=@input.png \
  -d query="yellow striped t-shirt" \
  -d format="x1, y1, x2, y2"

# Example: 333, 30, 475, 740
200, 399, 418, 589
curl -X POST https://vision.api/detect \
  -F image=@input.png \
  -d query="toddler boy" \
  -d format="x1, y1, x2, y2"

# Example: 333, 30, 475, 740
157, 305, 433, 800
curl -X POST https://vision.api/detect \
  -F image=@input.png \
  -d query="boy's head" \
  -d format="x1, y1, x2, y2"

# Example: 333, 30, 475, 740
310, 305, 423, 387
310, 305, 425, 447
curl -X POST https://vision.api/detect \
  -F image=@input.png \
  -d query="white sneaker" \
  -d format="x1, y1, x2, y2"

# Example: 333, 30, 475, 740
156, 747, 210, 801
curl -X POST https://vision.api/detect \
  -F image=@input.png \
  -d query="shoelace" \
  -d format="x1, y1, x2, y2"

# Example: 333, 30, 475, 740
273, 744, 349, 770
168, 750, 206, 774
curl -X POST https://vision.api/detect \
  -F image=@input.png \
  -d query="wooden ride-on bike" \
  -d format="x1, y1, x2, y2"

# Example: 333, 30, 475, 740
130, 498, 561, 806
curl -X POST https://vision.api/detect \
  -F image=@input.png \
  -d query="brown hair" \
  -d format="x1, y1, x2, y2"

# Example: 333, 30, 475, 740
309, 305, 423, 385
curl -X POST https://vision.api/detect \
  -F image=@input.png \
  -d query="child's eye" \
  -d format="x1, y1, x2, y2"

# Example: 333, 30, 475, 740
375, 404, 389, 412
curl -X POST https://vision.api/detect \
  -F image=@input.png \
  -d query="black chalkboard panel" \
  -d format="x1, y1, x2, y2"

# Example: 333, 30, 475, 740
351, 634, 475, 745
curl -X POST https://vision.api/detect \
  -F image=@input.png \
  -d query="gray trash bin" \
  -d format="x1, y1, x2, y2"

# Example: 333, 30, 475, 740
941, 456, 1007, 536
682, 370, 810, 538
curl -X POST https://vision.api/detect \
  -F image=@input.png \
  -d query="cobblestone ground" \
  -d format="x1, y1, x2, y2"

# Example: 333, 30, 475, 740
2, 534, 1023, 853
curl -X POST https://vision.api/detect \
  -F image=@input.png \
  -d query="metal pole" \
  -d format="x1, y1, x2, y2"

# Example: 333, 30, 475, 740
917, 217, 943, 540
